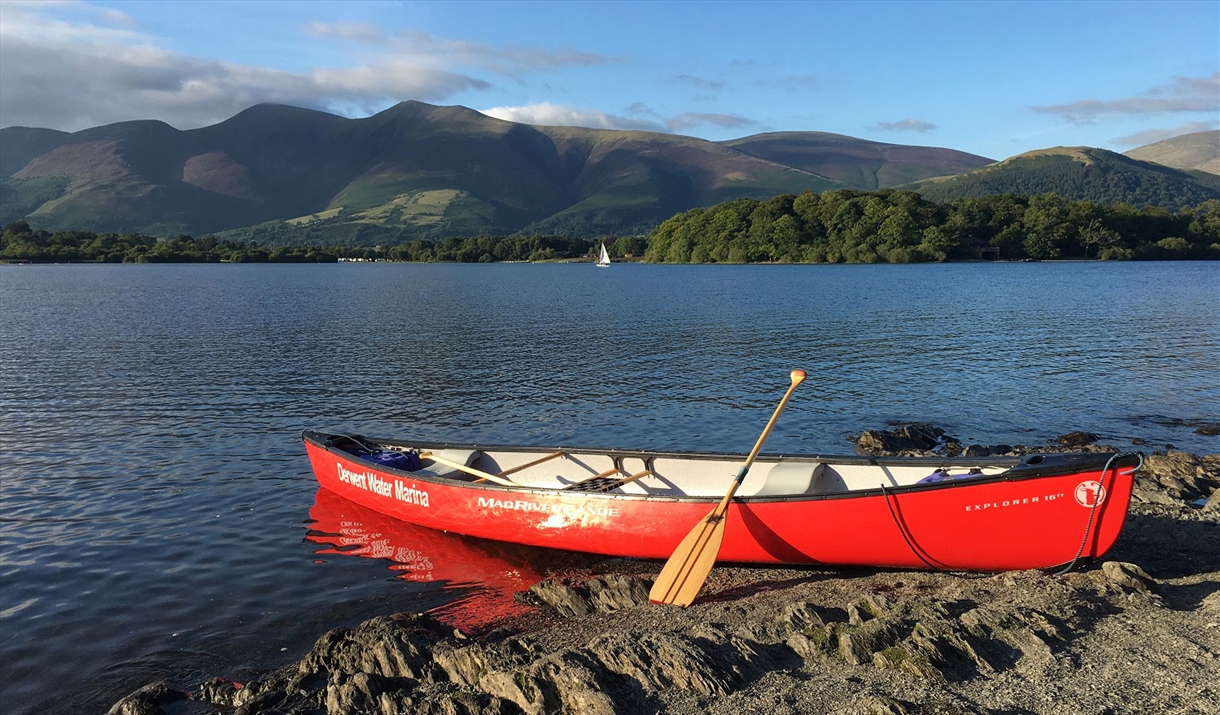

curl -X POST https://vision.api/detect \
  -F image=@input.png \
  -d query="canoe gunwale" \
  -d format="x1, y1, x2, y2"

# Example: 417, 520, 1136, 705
302, 429, 1141, 504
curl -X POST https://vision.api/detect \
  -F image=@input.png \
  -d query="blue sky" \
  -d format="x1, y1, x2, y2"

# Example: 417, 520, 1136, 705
0, 0, 1216, 160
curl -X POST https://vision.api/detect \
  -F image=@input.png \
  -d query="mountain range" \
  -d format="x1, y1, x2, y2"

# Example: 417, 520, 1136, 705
1, 102, 1216, 241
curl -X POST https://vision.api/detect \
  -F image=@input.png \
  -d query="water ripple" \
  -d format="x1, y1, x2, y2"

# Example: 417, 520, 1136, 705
1, 261, 1217, 714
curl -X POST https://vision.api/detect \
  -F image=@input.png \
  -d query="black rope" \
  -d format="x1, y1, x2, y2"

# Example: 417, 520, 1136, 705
1054, 451, 1144, 575
880, 483, 943, 571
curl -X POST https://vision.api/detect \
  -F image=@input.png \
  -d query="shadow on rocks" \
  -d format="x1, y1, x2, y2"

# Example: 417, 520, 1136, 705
1107, 510, 1220, 580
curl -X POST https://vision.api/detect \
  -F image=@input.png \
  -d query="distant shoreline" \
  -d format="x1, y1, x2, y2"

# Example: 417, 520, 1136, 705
4, 257, 1217, 266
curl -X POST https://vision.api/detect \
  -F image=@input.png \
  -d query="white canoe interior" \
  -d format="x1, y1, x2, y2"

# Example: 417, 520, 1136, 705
376, 444, 1017, 498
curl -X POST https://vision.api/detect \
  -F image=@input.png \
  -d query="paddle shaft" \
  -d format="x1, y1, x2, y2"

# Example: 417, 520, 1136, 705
725, 375, 806, 498
649, 370, 806, 606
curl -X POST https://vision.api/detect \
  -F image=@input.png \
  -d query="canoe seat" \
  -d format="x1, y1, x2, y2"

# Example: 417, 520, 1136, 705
808, 465, 847, 494
750, 462, 825, 497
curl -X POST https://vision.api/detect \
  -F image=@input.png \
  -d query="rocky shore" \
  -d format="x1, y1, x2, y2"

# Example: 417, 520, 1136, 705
111, 428, 1219, 715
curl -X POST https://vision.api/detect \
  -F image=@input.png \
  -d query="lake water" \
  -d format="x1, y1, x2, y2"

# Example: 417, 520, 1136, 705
1, 261, 1217, 713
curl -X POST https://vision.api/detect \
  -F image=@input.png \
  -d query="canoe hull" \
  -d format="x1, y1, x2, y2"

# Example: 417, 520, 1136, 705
303, 433, 1137, 571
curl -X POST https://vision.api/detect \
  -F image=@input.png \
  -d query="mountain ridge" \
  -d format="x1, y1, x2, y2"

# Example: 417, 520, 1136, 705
2, 102, 1216, 240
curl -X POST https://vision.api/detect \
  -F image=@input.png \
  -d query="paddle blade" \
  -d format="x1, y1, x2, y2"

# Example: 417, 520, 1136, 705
648, 508, 728, 607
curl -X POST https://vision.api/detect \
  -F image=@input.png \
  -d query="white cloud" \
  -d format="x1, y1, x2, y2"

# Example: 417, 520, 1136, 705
479, 103, 665, 132
387, 29, 610, 75
1030, 73, 1220, 124
754, 75, 820, 93
624, 102, 659, 117
478, 103, 762, 135
301, 21, 387, 45
0, 3, 609, 131
666, 112, 757, 131
871, 119, 937, 133
675, 74, 726, 92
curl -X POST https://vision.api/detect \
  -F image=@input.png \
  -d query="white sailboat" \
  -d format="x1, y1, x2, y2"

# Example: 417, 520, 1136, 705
595, 243, 611, 268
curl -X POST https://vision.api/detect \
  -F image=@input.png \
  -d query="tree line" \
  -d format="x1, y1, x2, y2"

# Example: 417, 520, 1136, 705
0, 221, 645, 264
644, 191, 1220, 263
0, 222, 339, 263
4, 191, 1217, 265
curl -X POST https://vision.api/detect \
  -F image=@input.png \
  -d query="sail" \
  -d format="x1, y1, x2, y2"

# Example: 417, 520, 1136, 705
597, 243, 611, 267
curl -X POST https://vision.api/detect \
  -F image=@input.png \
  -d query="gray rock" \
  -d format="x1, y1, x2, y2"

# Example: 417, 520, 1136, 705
838, 619, 901, 665
1053, 431, 1099, 447
431, 643, 490, 687
105, 681, 187, 715
851, 423, 946, 456
786, 629, 834, 659
1102, 561, 1160, 599
527, 580, 592, 617
197, 678, 250, 709
299, 613, 445, 682
779, 600, 826, 632
590, 630, 746, 697
847, 594, 889, 625
962, 444, 1014, 458
1139, 452, 1220, 503
526, 575, 652, 617
478, 651, 614, 715
1132, 475, 1182, 505
325, 671, 389, 714
586, 574, 652, 612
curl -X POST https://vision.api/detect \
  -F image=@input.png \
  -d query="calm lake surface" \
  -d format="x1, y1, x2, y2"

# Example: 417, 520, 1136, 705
2, 261, 1217, 712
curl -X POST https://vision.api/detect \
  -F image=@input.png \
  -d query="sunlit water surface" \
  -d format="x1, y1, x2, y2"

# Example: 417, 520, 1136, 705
1, 261, 1216, 713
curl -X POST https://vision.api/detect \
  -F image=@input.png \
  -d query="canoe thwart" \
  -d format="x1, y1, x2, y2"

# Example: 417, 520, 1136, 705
496, 451, 566, 478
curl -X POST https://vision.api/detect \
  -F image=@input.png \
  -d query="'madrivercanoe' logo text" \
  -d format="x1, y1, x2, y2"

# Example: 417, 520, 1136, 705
477, 496, 619, 517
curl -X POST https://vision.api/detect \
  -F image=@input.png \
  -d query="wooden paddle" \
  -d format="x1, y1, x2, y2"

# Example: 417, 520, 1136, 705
648, 369, 807, 607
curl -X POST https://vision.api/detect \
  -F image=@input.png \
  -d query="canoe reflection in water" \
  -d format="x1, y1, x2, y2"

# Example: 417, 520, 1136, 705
305, 487, 593, 631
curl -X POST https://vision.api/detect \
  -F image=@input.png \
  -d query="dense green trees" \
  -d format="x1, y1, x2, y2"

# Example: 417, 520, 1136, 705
5, 192, 1218, 265
644, 192, 1220, 263
0, 220, 339, 263
383, 234, 595, 263
0, 220, 620, 264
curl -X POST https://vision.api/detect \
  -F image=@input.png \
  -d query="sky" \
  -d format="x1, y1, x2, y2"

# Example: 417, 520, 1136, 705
0, 0, 1217, 161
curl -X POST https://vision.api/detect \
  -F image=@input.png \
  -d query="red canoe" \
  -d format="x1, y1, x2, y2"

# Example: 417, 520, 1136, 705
302, 430, 1141, 572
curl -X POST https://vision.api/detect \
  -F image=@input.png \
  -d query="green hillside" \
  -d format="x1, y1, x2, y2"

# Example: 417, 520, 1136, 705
1124, 130, 1220, 176
0, 127, 71, 176
901, 147, 1220, 211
